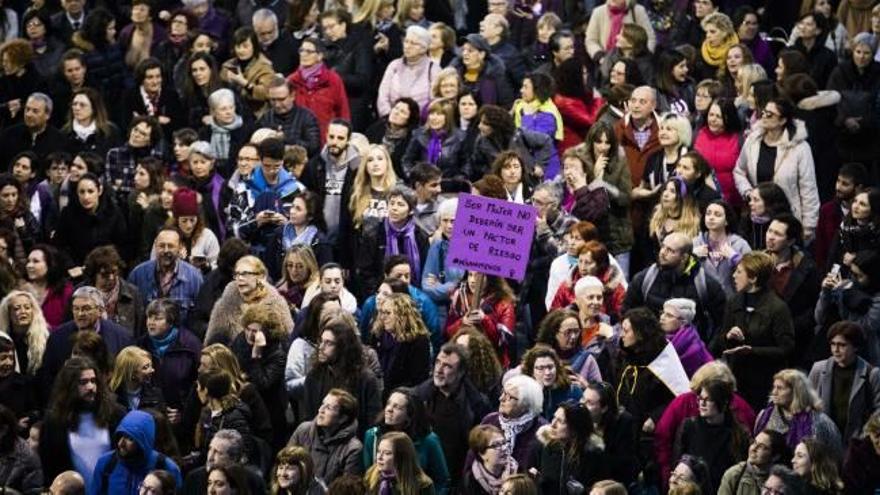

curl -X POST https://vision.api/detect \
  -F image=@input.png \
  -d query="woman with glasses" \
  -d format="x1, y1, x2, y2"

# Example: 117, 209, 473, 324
138, 469, 176, 495
659, 299, 714, 377
376, 25, 438, 118
717, 430, 791, 495
462, 424, 518, 494
204, 255, 294, 346
674, 379, 750, 489
734, 96, 819, 241
363, 388, 449, 494
474, 375, 546, 471
287, 36, 350, 140
535, 401, 608, 494
520, 345, 584, 420
530, 309, 602, 387
230, 303, 289, 448
61, 87, 122, 159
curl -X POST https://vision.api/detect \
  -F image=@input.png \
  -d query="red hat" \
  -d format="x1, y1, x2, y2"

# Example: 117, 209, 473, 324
172, 188, 199, 217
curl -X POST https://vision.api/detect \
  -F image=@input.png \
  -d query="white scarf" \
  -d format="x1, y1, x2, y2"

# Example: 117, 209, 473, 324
73, 120, 96, 141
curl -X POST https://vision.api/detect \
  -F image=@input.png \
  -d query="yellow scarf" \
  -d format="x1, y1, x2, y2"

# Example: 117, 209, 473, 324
701, 34, 739, 67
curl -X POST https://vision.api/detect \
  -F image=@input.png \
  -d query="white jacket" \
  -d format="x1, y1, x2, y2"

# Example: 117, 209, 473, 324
733, 119, 820, 235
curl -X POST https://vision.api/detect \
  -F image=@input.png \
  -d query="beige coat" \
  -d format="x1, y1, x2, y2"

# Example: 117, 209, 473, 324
585, 2, 656, 59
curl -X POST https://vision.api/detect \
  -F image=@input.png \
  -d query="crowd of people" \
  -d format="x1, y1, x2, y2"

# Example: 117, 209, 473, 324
0, 0, 880, 493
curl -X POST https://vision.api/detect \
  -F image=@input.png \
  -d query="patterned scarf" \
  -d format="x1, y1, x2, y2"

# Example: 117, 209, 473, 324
281, 224, 319, 251
498, 412, 537, 459
471, 455, 518, 493
385, 216, 422, 283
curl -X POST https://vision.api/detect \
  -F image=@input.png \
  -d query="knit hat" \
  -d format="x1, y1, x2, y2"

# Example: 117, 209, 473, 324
189, 141, 216, 160
172, 187, 200, 217
406, 25, 431, 49
852, 32, 879, 53
463, 33, 491, 53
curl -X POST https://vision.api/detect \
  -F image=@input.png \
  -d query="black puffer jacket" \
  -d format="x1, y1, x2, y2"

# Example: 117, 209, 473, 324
401, 128, 467, 180
324, 28, 375, 130
53, 196, 129, 264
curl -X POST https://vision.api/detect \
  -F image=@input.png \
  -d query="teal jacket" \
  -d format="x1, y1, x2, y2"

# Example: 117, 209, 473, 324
363, 427, 449, 495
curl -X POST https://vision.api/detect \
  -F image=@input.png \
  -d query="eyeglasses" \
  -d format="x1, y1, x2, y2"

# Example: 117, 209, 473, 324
669, 470, 690, 482
233, 271, 260, 279
131, 126, 151, 138
298, 47, 317, 54
487, 440, 507, 450
318, 402, 340, 412
72, 305, 97, 314
558, 328, 580, 337
697, 395, 713, 404
761, 109, 781, 119
500, 390, 520, 402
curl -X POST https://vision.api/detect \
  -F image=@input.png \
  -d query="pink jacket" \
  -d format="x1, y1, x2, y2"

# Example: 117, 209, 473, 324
694, 128, 742, 207
654, 390, 756, 488
42, 282, 73, 330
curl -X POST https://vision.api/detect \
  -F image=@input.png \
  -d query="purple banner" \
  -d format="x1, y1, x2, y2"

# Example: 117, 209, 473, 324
447, 193, 537, 281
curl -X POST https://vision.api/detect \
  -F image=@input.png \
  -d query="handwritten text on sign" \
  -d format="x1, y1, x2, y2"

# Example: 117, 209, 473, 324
447, 193, 537, 281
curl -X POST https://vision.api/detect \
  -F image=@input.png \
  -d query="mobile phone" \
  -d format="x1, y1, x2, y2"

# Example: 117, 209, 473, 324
830, 264, 841, 277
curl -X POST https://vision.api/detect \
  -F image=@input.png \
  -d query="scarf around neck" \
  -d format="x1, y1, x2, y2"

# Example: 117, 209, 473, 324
282, 224, 319, 251
426, 130, 445, 164
498, 411, 537, 459
73, 120, 97, 141
471, 455, 518, 493
299, 63, 324, 91
606, 4, 629, 51
150, 326, 179, 358
209, 115, 244, 160
702, 33, 739, 67
385, 217, 421, 283
378, 472, 396, 495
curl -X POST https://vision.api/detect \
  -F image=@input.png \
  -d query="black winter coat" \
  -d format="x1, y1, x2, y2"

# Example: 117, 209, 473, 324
352, 219, 430, 300
794, 39, 837, 90
138, 328, 202, 408
323, 30, 375, 130
371, 333, 431, 396
710, 288, 796, 410
401, 128, 467, 180
537, 439, 609, 494
62, 125, 122, 159
53, 197, 129, 264
231, 333, 288, 447
301, 366, 383, 437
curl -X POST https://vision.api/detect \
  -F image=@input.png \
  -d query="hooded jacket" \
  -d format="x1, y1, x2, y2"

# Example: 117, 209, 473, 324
288, 419, 363, 484
733, 120, 820, 234
88, 410, 182, 495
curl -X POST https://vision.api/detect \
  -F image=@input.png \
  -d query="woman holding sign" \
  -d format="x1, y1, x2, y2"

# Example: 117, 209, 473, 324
446, 271, 516, 368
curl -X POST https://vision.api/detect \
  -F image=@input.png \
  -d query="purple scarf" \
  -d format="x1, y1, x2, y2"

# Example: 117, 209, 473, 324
754, 405, 814, 449
426, 130, 445, 164
379, 472, 396, 495
385, 217, 422, 283
299, 63, 324, 91
667, 324, 714, 377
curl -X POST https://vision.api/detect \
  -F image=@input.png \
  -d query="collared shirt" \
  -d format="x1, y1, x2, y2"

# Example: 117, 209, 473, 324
632, 120, 653, 150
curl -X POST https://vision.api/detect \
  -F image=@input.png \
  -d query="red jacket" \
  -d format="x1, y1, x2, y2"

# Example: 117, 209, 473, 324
814, 199, 843, 270
654, 390, 756, 489
446, 292, 515, 368
288, 64, 350, 143
615, 116, 660, 187
553, 93, 605, 154
694, 128, 742, 207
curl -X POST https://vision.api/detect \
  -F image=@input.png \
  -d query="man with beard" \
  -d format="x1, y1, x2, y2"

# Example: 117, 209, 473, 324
414, 343, 491, 490
814, 163, 869, 270
39, 356, 125, 488
128, 227, 204, 331
89, 410, 182, 495
0, 93, 65, 169
182, 429, 267, 495
39, 287, 134, 401
624, 232, 726, 341
765, 214, 820, 367
300, 119, 359, 247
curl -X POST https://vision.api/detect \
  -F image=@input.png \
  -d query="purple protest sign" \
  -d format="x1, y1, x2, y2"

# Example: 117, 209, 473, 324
447, 193, 537, 281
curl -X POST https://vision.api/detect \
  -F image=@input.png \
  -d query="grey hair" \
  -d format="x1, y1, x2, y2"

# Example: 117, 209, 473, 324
28, 92, 53, 116
189, 140, 216, 159
72, 286, 105, 312
574, 275, 603, 298
438, 197, 458, 218
852, 32, 879, 53
208, 88, 235, 111
664, 298, 697, 324
533, 182, 561, 206
145, 299, 180, 327
388, 184, 418, 212
505, 375, 543, 415
252, 8, 278, 27
211, 429, 245, 463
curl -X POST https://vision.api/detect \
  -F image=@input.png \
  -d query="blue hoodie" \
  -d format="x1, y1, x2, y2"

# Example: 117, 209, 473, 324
247, 165, 302, 204
88, 411, 182, 495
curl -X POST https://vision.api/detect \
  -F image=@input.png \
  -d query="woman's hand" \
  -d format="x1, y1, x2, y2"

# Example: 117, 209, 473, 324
594, 155, 608, 181
251, 330, 266, 358
136, 192, 151, 209
642, 418, 655, 433
822, 272, 844, 290
373, 33, 389, 53
466, 309, 485, 325
719, 243, 736, 259
726, 326, 745, 342
693, 245, 709, 258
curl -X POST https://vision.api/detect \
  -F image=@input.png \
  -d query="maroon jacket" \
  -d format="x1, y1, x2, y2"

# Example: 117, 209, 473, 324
814, 199, 844, 270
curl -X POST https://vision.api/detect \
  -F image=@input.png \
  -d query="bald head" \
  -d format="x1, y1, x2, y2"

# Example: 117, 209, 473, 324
659, 232, 692, 269
629, 86, 657, 121
50, 471, 85, 495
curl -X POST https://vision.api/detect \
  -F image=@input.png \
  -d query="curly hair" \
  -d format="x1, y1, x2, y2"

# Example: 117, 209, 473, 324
312, 321, 365, 390
477, 105, 515, 148
49, 356, 116, 429
371, 293, 429, 343
535, 309, 580, 348
521, 344, 570, 389
451, 325, 502, 393
0, 39, 35, 69
241, 303, 286, 344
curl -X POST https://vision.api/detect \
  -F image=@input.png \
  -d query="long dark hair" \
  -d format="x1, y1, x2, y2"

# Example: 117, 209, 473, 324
300, 291, 340, 344
553, 401, 596, 467
0, 173, 30, 217
586, 381, 620, 432
554, 58, 594, 103
80, 8, 116, 50
311, 320, 365, 390
700, 379, 749, 462
184, 52, 222, 98
622, 307, 667, 357
0, 405, 16, 454
477, 105, 515, 149
656, 49, 688, 97
48, 356, 117, 429
375, 387, 431, 440
30, 244, 71, 293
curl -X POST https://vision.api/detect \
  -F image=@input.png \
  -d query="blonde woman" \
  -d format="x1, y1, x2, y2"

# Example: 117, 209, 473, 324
204, 255, 294, 345
0, 290, 48, 375
649, 176, 701, 248
370, 292, 431, 392
364, 431, 434, 494
109, 346, 164, 412
754, 369, 843, 458
348, 144, 398, 231
734, 63, 767, 115
696, 12, 739, 81
401, 98, 465, 178
276, 245, 321, 312
431, 67, 461, 100
200, 343, 273, 441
